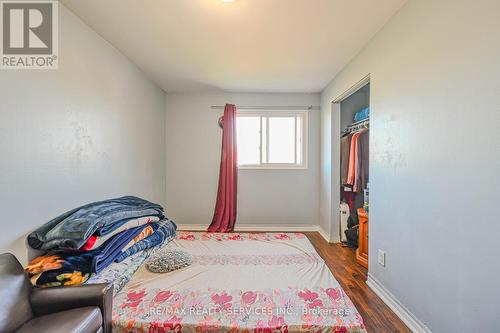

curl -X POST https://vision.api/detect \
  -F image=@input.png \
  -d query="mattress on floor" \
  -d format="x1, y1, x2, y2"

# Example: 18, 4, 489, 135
112, 232, 367, 333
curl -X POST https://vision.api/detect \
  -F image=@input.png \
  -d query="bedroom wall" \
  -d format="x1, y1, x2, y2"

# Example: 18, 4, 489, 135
320, 0, 500, 331
165, 93, 320, 228
0, 4, 166, 263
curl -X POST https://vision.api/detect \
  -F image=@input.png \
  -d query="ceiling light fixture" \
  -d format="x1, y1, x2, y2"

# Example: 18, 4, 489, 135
222, 0, 237, 3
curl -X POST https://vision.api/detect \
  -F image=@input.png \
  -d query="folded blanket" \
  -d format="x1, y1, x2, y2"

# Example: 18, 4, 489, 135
122, 225, 154, 251
115, 219, 177, 262
86, 245, 157, 294
80, 216, 159, 251
26, 224, 149, 287
86, 221, 176, 292
354, 107, 370, 122
94, 224, 153, 272
95, 215, 160, 236
27, 196, 164, 251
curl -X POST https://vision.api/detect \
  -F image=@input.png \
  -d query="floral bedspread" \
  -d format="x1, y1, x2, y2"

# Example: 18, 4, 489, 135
112, 232, 367, 333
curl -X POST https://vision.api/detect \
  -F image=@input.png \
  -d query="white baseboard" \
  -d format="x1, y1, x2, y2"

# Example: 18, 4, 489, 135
175, 224, 332, 243
366, 273, 432, 333
176, 224, 211, 231
176, 223, 318, 232
317, 225, 331, 242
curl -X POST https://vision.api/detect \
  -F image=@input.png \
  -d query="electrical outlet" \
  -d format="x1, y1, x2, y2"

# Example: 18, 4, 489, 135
378, 250, 386, 267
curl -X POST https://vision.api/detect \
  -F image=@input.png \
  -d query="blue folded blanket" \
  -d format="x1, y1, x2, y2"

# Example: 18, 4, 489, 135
93, 225, 149, 272
354, 107, 370, 122
94, 216, 146, 236
25, 224, 149, 287
115, 219, 177, 262
27, 196, 164, 251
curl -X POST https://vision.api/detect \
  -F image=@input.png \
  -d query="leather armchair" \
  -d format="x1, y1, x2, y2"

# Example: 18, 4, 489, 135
0, 253, 112, 333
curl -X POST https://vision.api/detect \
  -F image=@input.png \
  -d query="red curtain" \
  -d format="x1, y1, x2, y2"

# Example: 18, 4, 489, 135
207, 104, 238, 232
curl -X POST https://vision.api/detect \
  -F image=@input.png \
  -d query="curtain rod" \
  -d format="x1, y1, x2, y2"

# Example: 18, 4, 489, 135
210, 105, 320, 111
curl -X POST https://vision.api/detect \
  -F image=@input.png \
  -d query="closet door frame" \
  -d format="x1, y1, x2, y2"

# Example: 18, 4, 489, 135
329, 74, 370, 243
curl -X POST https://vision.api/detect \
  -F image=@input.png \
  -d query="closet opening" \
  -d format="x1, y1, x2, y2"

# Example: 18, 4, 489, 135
332, 77, 370, 269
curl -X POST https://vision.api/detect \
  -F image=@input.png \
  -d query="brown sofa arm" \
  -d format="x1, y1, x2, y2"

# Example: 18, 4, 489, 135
30, 283, 113, 333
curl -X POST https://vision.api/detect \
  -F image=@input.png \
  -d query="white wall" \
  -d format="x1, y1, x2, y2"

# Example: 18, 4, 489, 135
0, 5, 166, 263
165, 93, 320, 228
320, 0, 500, 331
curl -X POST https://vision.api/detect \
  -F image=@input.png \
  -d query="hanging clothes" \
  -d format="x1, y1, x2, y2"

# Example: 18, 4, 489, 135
354, 130, 369, 192
340, 133, 353, 185
346, 129, 367, 187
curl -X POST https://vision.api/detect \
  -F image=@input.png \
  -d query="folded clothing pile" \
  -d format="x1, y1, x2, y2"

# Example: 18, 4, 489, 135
354, 107, 370, 122
25, 196, 176, 288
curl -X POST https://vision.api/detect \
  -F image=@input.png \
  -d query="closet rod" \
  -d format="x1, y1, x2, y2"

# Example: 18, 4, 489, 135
346, 118, 369, 128
210, 105, 320, 111
343, 119, 369, 133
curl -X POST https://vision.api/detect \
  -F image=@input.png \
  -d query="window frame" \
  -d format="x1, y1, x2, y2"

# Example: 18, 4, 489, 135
236, 109, 308, 170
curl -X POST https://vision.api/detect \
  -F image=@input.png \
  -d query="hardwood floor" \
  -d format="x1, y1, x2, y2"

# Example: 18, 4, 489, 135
304, 232, 411, 333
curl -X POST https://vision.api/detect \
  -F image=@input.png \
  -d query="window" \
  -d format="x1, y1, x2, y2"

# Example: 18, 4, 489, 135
236, 110, 307, 169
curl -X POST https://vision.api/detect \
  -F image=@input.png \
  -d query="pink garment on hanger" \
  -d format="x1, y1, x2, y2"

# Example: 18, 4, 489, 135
346, 129, 367, 187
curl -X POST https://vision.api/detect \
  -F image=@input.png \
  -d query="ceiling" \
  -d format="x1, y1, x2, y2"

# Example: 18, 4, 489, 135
62, 0, 406, 93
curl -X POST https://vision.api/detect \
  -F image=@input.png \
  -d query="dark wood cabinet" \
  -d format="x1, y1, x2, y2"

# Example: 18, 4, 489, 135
356, 208, 368, 268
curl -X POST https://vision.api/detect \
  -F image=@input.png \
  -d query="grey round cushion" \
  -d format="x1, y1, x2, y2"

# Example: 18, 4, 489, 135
146, 248, 192, 273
